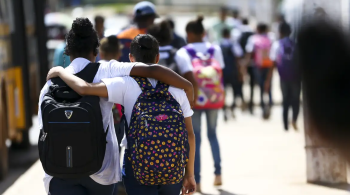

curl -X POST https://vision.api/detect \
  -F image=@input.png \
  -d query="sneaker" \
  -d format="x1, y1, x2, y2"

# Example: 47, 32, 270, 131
214, 175, 222, 186
196, 183, 202, 193
292, 121, 299, 131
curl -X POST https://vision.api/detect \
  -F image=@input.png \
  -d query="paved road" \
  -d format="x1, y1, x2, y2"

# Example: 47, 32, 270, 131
1, 106, 350, 195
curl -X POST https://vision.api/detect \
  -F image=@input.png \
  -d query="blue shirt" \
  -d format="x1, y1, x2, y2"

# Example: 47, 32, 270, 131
53, 42, 71, 68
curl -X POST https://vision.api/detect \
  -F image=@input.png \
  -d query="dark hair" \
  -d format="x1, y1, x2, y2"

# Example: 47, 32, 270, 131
94, 15, 105, 24
134, 14, 156, 23
297, 20, 350, 156
167, 18, 175, 29
220, 6, 228, 13
186, 16, 205, 35
130, 34, 159, 63
65, 18, 99, 57
232, 9, 240, 17
100, 36, 121, 55
257, 23, 268, 33
148, 20, 173, 46
222, 28, 230, 37
279, 22, 291, 36
242, 18, 249, 25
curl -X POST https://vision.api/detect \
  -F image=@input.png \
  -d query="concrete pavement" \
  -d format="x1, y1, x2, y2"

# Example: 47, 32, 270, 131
2, 107, 349, 195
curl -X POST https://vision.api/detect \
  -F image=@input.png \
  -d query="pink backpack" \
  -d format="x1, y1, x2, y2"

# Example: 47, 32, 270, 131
185, 45, 225, 109
254, 35, 273, 68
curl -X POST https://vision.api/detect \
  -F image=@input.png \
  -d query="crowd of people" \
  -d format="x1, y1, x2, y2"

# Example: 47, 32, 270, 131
46, 1, 301, 195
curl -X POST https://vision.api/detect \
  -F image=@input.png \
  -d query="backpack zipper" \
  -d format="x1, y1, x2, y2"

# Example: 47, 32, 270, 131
40, 129, 48, 141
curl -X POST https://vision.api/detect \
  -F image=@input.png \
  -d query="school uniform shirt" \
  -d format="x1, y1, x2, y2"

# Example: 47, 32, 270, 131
38, 58, 140, 194
269, 41, 280, 61
174, 42, 225, 75
219, 38, 244, 58
101, 76, 194, 149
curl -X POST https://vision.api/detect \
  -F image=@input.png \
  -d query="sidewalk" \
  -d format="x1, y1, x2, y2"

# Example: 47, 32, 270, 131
3, 107, 349, 195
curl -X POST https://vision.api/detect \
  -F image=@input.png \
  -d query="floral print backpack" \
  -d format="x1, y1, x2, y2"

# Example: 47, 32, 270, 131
126, 77, 189, 185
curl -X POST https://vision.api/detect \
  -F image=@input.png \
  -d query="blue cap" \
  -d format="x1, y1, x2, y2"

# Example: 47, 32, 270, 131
133, 1, 158, 18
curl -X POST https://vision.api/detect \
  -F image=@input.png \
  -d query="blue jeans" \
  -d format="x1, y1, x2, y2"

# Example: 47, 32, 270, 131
255, 67, 273, 108
49, 177, 115, 195
281, 80, 301, 130
122, 150, 183, 195
192, 109, 221, 183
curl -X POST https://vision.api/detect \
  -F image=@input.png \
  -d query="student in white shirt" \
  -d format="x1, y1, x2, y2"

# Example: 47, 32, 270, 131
174, 16, 225, 192
47, 34, 196, 195
39, 18, 193, 195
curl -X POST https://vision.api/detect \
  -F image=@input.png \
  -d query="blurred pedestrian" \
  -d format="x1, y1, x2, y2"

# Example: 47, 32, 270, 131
269, 22, 300, 131
53, 42, 71, 68
148, 20, 179, 73
245, 23, 274, 119
175, 16, 224, 192
94, 15, 105, 40
94, 15, 105, 62
238, 18, 255, 114
117, 1, 158, 62
167, 18, 187, 49
220, 28, 245, 120
227, 9, 242, 29
210, 7, 233, 43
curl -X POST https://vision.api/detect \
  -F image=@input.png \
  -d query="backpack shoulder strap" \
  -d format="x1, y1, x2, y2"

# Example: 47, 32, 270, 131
75, 63, 101, 82
132, 77, 153, 91
207, 45, 215, 58
185, 45, 197, 59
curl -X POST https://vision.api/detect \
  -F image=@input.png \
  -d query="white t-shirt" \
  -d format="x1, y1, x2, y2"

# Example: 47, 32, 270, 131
269, 41, 280, 61
174, 42, 225, 75
101, 77, 194, 148
38, 58, 138, 194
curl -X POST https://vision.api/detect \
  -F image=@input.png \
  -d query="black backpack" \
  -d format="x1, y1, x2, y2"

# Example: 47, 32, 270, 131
239, 31, 254, 54
39, 63, 108, 178
158, 48, 180, 74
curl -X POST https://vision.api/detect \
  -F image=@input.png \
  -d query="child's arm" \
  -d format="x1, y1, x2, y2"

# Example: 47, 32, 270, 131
46, 65, 194, 106
182, 117, 196, 194
47, 66, 109, 97
130, 64, 194, 106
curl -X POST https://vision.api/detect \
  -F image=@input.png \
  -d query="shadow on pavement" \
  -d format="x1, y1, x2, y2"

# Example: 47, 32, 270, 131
0, 146, 39, 194
218, 189, 245, 195
199, 189, 245, 195
311, 182, 350, 191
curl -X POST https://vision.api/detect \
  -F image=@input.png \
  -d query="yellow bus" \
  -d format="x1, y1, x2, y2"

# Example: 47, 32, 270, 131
0, 0, 48, 179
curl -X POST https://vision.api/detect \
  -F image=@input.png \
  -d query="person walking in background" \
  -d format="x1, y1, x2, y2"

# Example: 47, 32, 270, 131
167, 18, 187, 50
117, 1, 158, 62
52, 26, 70, 68
269, 22, 300, 131
245, 23, 274, 119
148, 20, 180, 73
98, 35, 124, 144
175, 16, 225, 192
238, 18, 255, 114
94, 15, 105, 40
228, 9, 242, 29
220, 28, 245, 120
53, 42, 71, 68
210, 7, 233, 43
94, 15, 105, 62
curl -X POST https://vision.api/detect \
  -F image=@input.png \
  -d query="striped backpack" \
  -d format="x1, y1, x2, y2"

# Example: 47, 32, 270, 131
126, 77, 189, 185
